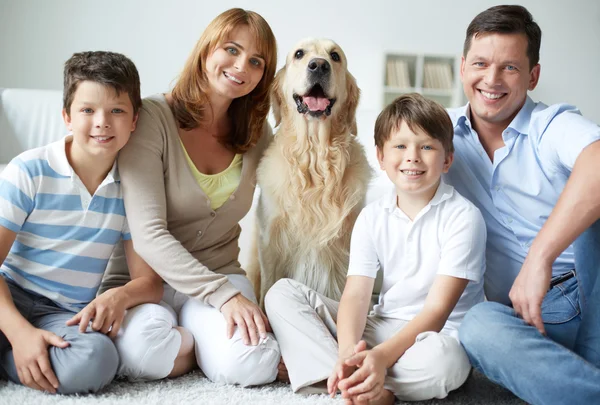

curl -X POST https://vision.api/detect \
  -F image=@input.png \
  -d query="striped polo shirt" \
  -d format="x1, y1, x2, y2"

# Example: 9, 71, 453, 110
0, 136, 131, 312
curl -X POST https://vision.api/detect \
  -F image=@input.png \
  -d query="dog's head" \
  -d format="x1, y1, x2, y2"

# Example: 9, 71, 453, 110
272, 38, 359, 134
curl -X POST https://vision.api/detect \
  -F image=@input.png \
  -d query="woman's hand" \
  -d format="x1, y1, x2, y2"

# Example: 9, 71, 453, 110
220, 293, 271, 345
66, 288, 127, 338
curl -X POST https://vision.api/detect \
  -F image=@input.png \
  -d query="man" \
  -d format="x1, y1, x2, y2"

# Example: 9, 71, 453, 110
445, 5, 600, 405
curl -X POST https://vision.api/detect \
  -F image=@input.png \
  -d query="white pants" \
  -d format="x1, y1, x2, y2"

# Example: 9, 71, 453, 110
265, 278, 471, 401
114, 274, 280, 386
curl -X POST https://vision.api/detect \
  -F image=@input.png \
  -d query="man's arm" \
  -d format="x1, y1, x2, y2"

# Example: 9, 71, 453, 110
510, 140, 600, 333
66, 240, 163, 337
0, 226, 69, 393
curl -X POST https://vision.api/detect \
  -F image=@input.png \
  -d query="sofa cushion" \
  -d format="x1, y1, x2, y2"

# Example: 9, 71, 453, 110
0, 88, 66, 164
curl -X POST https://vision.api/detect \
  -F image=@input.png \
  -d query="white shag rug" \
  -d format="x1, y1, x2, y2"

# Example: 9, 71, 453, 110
0, 371, 341, 405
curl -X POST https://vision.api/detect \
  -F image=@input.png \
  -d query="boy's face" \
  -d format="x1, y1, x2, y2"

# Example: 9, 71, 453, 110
461, 33, 540, 131
62, 80, 138, 161
377, 121, 453, 202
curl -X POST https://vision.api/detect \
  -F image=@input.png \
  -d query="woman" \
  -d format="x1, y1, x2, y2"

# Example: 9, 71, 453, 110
111, 8, 279, 386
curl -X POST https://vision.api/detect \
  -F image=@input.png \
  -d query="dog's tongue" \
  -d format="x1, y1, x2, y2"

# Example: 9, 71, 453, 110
304, 96, 330, 111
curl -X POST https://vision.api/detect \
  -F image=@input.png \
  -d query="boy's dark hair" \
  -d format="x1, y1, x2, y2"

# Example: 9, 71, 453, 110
464, 5, 542, 69
63, 51, 142, 116
374, 93, 454, 155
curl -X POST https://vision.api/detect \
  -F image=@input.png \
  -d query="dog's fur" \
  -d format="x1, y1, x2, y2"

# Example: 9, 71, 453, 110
249, 38, 372, 305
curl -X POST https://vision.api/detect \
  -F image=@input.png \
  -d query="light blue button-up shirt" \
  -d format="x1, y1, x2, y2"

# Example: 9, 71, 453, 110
445, 97, 600, 304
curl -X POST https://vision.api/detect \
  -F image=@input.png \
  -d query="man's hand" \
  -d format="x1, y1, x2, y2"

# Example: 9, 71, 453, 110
327, 340, 367, 399
66, 288, 127, 338
11, 326, 69, 393
509, 253, 552, 335
220, 293, 271, 346
338, 346, 388, 403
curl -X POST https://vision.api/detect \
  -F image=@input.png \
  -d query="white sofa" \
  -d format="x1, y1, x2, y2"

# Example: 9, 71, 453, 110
0, 87, 387, 269
0, 88, 67, 172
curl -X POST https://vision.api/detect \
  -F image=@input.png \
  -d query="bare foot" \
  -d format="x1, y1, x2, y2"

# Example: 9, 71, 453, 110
168, 326, 198, 377
368, 389, 395, 405
277, 358, 290, 383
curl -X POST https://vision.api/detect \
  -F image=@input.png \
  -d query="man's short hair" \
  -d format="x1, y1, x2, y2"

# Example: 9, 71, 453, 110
463, 5, 542, 69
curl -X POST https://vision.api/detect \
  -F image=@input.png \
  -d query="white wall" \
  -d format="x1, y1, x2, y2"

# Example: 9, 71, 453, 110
1, 0, 599, 123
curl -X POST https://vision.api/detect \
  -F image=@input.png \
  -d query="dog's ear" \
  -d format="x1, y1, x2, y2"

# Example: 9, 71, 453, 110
271, 66, 286, 127
345, 71, 360, 135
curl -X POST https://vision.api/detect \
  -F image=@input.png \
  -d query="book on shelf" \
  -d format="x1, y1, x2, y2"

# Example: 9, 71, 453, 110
423, 62, 453, 90
386, 59, 411, 88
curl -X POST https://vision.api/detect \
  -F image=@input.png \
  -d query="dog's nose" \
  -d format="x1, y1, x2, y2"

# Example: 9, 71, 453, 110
307, 58, 330, 75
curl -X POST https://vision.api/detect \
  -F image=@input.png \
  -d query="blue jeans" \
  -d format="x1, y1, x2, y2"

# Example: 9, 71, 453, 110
459, 220, 600, 405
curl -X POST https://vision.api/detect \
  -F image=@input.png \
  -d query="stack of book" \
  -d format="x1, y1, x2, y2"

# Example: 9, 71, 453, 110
423, 62, 453, 89
386, 59, 412, 88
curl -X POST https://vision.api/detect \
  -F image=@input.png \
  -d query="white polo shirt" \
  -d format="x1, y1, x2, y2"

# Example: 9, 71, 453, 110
347, 180, 486, 335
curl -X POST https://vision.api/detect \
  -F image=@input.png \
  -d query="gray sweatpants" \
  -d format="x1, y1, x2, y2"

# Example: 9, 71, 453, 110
265, 278, 471, 402
0, 277, 119, 394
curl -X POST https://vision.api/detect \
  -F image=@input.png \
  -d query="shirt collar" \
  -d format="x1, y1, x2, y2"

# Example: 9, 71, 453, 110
46, 135, 120, 184
46, 135, 75, 177
454, 96, 536, 136
506, 96, 535, 136
382, 179, 455, 213
453, 104, 471, 132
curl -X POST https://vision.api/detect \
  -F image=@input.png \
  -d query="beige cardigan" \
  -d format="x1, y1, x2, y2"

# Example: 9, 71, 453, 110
106, 95, 270, 309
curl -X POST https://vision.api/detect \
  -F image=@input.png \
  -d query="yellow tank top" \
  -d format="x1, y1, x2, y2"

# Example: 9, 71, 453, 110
179, 138, 242, 210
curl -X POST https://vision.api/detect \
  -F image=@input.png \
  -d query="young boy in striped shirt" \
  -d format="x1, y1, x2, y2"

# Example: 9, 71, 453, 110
0, 51, 163, 394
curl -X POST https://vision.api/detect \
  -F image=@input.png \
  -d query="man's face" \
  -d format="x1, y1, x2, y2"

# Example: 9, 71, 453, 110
461, 33, 540, 131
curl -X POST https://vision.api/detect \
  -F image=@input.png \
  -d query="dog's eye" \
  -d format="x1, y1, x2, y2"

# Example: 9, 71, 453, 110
330, 52, 341, 62
295, 49, 304, 59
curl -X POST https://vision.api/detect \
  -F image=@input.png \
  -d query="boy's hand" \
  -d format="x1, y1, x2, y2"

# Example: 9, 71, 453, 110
66, 288, 126, 338
11, 326, 69, 393
327, 340, 367, 397
339, 347, 387, 403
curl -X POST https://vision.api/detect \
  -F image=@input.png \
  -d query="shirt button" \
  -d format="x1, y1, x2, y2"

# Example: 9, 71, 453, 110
507, 218, 513, 223
210, 212, 216, 217
197, 230, 202, 237
495, 186, 501, 191
229, 194, 236, 200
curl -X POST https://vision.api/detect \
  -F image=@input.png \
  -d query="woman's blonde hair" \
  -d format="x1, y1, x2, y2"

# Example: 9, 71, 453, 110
171, 8, 277, 153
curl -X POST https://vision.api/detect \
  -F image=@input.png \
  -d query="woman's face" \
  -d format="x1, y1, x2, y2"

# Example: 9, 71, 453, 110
205, 25, 266, 102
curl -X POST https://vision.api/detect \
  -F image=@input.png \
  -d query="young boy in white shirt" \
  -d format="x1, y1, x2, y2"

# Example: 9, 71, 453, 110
265, 93, 487, 403
0, 51, 163, 394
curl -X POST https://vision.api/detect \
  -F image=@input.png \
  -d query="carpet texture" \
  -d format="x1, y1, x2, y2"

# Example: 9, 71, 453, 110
0, 370, 525, 405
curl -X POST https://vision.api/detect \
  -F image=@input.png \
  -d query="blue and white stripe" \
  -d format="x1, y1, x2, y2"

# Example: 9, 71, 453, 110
0, 137, 130, 311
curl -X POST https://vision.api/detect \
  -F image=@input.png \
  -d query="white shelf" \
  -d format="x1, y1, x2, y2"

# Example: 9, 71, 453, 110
383, 52, 465, 108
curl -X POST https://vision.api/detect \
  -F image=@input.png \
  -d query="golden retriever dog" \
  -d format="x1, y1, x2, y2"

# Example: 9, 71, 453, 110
249, 38, 372, 305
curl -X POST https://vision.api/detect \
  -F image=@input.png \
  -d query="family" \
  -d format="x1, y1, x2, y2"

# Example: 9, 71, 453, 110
1, 4, 599, 405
